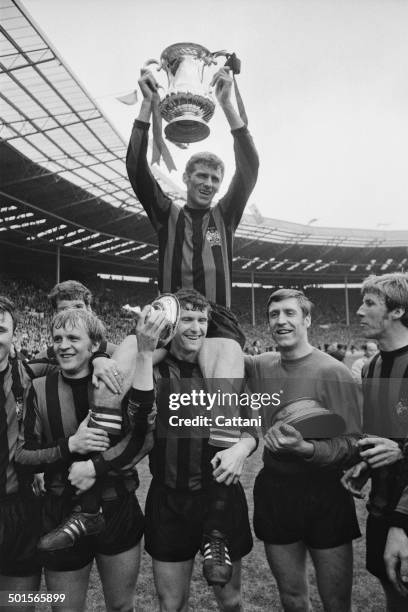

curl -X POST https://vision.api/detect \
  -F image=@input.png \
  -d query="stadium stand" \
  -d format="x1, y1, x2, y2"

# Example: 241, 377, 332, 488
1, 273, 366, 358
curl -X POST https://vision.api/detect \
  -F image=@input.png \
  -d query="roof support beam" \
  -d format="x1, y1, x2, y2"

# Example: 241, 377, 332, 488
0, 190, 154, 246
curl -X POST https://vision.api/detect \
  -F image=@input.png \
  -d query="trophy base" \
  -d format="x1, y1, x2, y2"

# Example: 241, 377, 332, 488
164, 116, 210, 144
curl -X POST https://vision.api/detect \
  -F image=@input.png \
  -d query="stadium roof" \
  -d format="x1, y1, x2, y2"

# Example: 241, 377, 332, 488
1, 0, 407, 284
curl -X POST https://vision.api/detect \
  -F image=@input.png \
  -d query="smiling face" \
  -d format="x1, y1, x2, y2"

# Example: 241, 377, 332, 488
0, 310, 14, 371
52, 320, 98, 378
268, 297, 311, 358
183, 163, 223, 209
171, 305, 209, 361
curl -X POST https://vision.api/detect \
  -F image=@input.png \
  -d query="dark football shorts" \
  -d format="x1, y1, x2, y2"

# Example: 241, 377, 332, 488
207, 303, 246, 349
0, 492, 42, 577
365, 514, 406, 583
40, 491, 144, 572
253, 468, 361, 548
144, 479, 253, 562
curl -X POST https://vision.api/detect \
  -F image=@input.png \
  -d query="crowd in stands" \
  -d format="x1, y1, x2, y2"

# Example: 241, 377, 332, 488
1, 274, 367, 362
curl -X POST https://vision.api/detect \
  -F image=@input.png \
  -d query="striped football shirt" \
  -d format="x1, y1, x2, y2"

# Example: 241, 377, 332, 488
126, 121, 259, 308
0, 358, 32, 497
16, 371, 150, 500
151, 355, 256, 491
362, 345, 408, 527
151, 357, 211, 491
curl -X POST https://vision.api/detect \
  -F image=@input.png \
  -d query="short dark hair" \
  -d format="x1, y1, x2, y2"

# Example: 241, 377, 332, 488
0, 296, 18, 331
184, 152, 225, 178
174, 289, 211, 314
51, 309, 105, 345
362, 273, 408, 328
48, 280, 92, 310
266, 288, 313, 320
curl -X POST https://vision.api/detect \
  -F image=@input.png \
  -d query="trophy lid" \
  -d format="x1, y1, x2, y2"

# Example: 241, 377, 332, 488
160, 43, 213, 64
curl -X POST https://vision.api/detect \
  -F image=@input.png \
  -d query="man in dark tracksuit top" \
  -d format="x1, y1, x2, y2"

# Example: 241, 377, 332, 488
126, 65, 259, 583
246, 289, 362, 612
0, 297, 41, 611
343, 273, 408, 611
16, 308, 160, 612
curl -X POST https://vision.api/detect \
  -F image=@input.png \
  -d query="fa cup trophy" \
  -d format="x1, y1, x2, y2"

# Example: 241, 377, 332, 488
123, 294, 181, 348
146, 43, 238, 144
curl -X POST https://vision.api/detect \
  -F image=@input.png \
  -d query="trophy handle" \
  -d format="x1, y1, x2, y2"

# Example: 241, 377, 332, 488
211, 49, 229, 60
143, 58, 169, 89
210, 50, 241, 75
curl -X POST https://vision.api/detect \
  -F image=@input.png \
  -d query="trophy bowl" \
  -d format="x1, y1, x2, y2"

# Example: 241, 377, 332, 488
122, 294, 181, 348
157, 42, 217, 144
273, 397, 346, 439
150, 293, 181, 347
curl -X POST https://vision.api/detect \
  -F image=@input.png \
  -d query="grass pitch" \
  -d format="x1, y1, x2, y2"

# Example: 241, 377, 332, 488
37, 447, 386, 611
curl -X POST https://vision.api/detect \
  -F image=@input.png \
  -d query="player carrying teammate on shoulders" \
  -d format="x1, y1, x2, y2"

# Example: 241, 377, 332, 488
126, 62, 259, 586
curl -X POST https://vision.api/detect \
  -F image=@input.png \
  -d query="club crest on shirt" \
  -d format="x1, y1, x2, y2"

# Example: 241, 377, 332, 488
206, 227, 222, 247
394, 397, 408, 423
15, 398, 23, 422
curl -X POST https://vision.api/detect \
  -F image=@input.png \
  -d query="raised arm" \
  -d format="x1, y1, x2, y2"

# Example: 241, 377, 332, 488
212, 67, 245, 131
126, 68, 172, 230
214, 68, 259, 229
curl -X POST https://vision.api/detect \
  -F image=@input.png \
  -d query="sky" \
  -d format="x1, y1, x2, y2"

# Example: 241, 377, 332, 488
22, 0, 408, 230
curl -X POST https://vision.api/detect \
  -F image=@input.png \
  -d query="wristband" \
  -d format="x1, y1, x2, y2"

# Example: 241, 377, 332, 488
128, 388, 155, 413
129, 388, 155, 402
92, 454, 109, 477
389, 511, 408, 532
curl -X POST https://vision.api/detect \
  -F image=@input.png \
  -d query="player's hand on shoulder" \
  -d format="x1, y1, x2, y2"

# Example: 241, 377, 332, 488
92, 357, 123, 394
